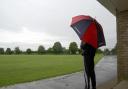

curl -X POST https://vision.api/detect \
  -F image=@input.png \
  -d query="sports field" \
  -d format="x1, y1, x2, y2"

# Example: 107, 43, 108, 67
0, 54, 103, 87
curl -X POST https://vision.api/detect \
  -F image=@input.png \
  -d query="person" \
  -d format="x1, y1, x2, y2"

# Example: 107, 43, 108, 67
80, 41, 96, 89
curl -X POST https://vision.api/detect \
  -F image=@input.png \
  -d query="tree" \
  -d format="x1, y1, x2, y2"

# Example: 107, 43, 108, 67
26, 48, 32, 54
47, 47, 53, 54
69, 42, 78, 54
53, 42, 63, 54
0, 48, 4, 54
6, 48, 12, 55
111, 44, 117, 55
62, 47, 69, 54
104, 48, 110, 55
38, 45, 45, 54
78, 48, 82, 54
96, 48, 103, 54
14, 47, 21, 54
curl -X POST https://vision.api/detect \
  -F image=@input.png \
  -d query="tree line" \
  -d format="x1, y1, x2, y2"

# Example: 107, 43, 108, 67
0, 41, 116, 55
0, 42, 81, 55
103, 44, 117, 55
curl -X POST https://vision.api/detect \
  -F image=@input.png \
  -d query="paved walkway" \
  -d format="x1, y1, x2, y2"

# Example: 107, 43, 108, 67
114, 80, 128, 89
0, 56, 117, 89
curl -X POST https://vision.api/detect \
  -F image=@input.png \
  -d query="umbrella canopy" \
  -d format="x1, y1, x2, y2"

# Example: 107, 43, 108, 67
70, 15, 106, 48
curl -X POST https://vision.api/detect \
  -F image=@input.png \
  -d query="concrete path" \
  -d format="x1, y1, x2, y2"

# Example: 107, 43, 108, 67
114, 80, 128, 89
0, 56, 117, 89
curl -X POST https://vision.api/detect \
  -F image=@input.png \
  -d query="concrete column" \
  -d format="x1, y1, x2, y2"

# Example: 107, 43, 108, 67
117, 10, 128, 81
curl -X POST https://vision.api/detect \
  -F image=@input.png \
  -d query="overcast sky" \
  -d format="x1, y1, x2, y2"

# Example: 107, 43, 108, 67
0, 0, 116, 51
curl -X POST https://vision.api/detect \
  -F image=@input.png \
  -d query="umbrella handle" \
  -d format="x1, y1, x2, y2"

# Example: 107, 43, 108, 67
82, 57, 89, 89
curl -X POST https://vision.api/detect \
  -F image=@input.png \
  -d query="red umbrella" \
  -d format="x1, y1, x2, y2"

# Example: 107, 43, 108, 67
70, 15, 106, 48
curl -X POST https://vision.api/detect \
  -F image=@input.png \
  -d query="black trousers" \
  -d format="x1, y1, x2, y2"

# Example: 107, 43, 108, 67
82, 44, 96, 89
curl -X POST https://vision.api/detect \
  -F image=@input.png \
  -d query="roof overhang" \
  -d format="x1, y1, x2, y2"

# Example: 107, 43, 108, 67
97, 0, 128, 16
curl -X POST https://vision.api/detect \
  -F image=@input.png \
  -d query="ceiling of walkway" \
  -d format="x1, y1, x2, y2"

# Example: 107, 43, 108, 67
97, 0, 128, 15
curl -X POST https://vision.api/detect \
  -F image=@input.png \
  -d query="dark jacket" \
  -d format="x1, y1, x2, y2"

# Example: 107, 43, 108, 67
80, 42, 96, 56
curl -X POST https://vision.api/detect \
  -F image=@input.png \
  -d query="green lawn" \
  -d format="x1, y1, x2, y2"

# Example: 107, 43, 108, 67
0, 54, 103, 87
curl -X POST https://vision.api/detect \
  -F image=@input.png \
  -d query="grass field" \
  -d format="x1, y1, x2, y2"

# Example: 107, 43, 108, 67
0, 54, 103, 87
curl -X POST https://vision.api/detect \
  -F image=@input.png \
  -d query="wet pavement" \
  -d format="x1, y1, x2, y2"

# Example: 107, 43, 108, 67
0, 56, 117, 89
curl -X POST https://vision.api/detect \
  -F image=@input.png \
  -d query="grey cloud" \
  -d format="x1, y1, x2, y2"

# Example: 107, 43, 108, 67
0, 0, 116, 49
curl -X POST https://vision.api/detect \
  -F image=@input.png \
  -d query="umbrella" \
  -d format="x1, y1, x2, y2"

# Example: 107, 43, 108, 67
70, 15, 106, 48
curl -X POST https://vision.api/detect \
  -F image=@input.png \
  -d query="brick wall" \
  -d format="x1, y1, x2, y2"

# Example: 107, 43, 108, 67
117, 10, 128, 81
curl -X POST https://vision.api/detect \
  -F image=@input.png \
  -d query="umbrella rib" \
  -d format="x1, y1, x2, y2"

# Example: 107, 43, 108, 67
74, 27, 81, 34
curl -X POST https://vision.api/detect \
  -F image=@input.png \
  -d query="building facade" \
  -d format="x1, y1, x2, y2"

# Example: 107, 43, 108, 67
97, 0, 128, 81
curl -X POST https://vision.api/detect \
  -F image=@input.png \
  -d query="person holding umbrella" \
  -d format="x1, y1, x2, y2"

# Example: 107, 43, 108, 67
80, 41, 96, 89
70, 15, 106, 89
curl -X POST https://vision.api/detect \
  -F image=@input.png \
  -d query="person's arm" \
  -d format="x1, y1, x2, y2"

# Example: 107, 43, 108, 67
80, 41, 86, 56
80, 41, 86, 50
